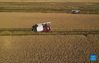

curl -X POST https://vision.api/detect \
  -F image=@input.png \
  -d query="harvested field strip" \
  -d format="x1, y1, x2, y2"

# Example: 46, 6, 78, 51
0, 28, 99, 36
0, 2, 98, 14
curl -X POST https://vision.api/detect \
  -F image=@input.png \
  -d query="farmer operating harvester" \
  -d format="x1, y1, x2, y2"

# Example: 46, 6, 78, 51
32, 22, 51, 32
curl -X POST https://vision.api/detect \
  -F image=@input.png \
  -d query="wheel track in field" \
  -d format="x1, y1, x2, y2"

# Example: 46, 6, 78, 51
0, 28, 99, 36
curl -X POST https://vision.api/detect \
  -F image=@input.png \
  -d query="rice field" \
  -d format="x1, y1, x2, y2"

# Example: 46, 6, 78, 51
0, 2, 99, 14
0, 1, 99, 62
0, 35, 99, 63
0, 12, 98, 63
0, 0, 98, 2
0, 13, 99, 29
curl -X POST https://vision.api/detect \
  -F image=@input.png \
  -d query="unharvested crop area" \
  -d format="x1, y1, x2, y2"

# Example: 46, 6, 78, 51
0, 35, 99, 63
0, 2, 99, 14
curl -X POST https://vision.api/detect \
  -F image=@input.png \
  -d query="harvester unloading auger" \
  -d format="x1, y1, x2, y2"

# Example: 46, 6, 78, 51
32, 22, 51, 32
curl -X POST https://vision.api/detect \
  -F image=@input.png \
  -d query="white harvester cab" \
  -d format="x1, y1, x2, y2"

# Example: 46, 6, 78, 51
32, 22, 51, 32
37, 24, 43, 32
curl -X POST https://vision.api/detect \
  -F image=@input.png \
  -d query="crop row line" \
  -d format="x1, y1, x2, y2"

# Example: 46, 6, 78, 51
0, 28, 99, 36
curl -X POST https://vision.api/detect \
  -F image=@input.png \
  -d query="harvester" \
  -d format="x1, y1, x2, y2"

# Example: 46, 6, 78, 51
71, 10, 80, 14
32, 22, 51, 32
